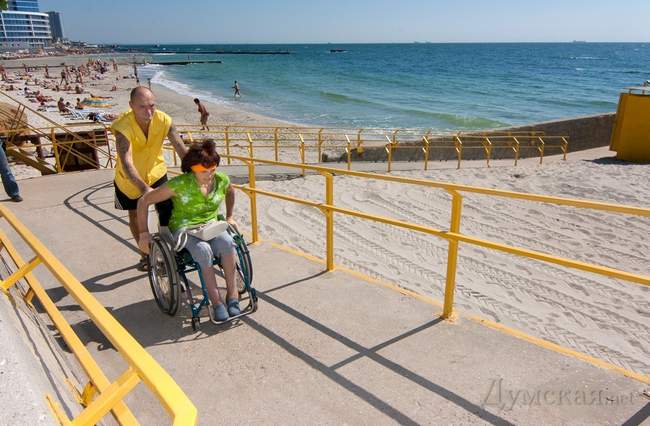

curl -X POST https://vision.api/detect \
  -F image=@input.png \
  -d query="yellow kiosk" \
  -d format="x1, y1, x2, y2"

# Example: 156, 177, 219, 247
609, 85, 650, 162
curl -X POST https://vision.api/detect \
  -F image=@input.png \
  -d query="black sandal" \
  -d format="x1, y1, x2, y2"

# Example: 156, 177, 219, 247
136, 256, 149, 272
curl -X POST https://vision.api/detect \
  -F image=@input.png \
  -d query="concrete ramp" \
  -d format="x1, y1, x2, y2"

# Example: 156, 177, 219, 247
3, 169, 648, 425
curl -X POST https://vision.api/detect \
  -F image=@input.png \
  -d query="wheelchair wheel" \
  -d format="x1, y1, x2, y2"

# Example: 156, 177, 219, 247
148, 235, 180, 316
228, 225, 253, 294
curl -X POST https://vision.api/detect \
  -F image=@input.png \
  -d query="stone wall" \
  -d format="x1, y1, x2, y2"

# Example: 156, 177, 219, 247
322, 113, 616, 163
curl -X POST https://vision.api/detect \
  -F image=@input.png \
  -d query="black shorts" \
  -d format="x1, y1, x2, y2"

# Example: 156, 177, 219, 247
114, 175, 172, 226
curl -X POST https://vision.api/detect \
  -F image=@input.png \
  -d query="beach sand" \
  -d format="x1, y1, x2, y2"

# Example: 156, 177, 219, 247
3, 56, 649, 377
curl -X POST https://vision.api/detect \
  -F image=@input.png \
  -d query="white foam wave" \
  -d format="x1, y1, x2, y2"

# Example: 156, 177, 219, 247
152, 53, 175, 56
150, 71, 226, 105
570, 56, 606, 60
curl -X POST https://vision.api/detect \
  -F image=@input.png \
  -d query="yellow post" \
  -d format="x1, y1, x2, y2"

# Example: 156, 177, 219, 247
317, 128, 324, 162
385, 135, 393, 173
299, 134, 305, 177
51, 129, 62, 173
345, 134, 352, 171
1, 255, 41, 293
442, 190, 463, 319
247, 160, 259, 243
274, 128, 279, 162
422, 136, 430, 171
561, 136, 568, 160
225, 126, 231, 165
247, 132, 254, 159
512, 136, 521, 166
483, 137, 493, 168
356, 128, 364, 154
454, 135, 463, 169
187, 131, 194, 143
104, 127, 113, 168
538, 136, 545, 165
324, 172, 334, 271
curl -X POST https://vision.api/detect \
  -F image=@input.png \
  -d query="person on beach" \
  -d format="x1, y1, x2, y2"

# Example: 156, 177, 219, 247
59, 69, 67, 85
193, 98, 210, 130
57, 97, 68, 113
112, 86, 188, 271
232, 81, 241, 98
0, 138, 22, 202
136, 140, 240, 321
133, 63, 140, 84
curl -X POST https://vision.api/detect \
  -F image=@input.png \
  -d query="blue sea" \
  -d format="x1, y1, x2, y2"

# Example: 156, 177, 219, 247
127, 43, 649, 130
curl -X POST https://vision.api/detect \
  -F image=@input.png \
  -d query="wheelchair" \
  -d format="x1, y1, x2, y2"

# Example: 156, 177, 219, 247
146, 215, 258, 331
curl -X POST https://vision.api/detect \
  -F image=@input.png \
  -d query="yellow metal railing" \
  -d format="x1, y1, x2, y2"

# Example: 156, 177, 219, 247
175, 124, 568, 171
0, 206, 197, 425
226, 155, 649, 320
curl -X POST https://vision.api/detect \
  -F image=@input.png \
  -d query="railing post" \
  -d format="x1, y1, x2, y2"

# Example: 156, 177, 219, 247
454, 135, 463, 169
71, 367, 140, 426
512, 136, 520, 166
317, 128, 324, 162
422, 135, 430, 171
561, 136, 568, 161
51, 128, 62, 173
538, 136, 545, 165
442, 190, 463, 319
247, 132, 254, 159
483, 137, 492, 168
187, 131, 194, 143
385, 135, 393, 173
356, 128, 364, 154
345, 134, 352, 171
299, 134, 305, 177
324, 172, 334, 271
1, 255, 41, 294
247, 160, 259, 243
274, 128, 279, 162
225, 126, 231, 165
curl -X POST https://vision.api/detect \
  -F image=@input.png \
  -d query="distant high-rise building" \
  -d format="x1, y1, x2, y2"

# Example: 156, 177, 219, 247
0, 0, 52, 49
47, 11, 63, 41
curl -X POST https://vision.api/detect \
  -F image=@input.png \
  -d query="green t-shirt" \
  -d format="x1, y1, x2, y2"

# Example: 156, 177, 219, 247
166, 171, 230, 232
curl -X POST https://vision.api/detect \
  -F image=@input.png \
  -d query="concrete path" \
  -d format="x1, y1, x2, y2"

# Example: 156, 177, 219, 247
0, 162, 648, 425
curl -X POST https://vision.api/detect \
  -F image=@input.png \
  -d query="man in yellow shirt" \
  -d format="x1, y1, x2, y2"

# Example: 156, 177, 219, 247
112, 86, 188, 270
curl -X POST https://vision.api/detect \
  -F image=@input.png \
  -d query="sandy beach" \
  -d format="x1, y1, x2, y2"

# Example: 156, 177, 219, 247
1, 55, 648, 378
230, 151, 650, 377
2, 54, 292, 180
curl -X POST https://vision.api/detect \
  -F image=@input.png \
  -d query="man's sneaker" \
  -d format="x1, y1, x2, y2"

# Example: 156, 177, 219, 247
213, 303, 229, 321
227, 299, 241, 316
11, 195, 22, 202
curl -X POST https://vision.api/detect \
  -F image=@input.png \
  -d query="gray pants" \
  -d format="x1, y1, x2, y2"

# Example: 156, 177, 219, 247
184, 232, 235, 269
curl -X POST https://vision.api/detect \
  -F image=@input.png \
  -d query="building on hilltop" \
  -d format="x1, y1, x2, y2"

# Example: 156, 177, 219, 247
0, 0, 52, 49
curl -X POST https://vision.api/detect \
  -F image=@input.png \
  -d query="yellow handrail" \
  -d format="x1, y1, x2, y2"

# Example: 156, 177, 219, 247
0, 206, 197, 425
229, 155, 650, 323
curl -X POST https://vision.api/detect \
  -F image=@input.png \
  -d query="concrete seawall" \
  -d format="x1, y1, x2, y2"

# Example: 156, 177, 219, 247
324, 113, 616, 163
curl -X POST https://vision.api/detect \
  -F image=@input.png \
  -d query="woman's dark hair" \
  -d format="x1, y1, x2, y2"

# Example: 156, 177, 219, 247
181, 139, 220, 173
193, 98, 200, 103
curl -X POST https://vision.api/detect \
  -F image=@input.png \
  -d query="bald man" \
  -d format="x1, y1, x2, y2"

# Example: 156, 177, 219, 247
112, 86, 188, 271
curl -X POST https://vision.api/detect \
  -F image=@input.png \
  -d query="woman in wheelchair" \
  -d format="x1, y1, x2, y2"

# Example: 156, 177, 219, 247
136, 140, 240, 321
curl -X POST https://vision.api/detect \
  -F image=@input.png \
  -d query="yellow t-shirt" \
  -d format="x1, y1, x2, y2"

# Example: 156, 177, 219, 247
112, 109, 172, 199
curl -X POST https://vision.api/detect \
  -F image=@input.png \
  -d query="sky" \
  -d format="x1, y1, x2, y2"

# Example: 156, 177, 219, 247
39, 0, 650, 44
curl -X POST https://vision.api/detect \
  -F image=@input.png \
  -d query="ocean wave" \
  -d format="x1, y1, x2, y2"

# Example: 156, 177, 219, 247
152, 53, 175, 56
319, 91, 376, 106
570, 56, 606, 60
399, 108, 509, 129
151, 71, 226, 105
